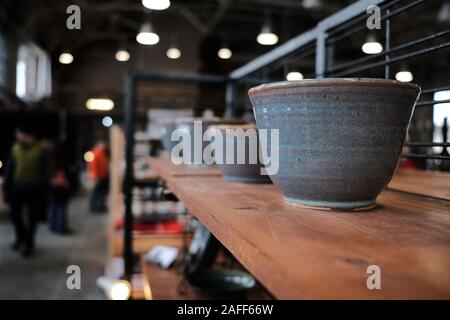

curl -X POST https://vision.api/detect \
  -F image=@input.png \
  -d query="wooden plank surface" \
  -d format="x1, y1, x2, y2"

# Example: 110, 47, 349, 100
147, 157, 221, 182
141, 258, 191, 300
389, 169, 450, 201
148, 157, 450, 299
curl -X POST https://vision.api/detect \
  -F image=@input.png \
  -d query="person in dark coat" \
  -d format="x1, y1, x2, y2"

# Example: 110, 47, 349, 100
2, 126, 49, 257
48, 142, 72, 234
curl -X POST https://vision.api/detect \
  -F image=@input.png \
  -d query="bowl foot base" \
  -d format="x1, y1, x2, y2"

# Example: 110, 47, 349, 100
284, 197, 377, 212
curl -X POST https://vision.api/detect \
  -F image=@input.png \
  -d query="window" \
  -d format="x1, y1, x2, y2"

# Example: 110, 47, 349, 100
433, 90, 450, 154
15, 42, 52, 102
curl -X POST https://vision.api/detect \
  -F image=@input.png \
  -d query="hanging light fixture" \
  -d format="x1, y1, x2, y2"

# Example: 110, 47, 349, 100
257, 15, 278, 46
166, 35, 181, 59
395, 70, 413, 82
218, 47, 232, 60
361, 34, 383, 54
136, 22, 160, 45
59, 52, 74, 64
286, 71, 304, 81
166, 47, 181, 59
142, 0, 170, 11
115, 49, 130, 62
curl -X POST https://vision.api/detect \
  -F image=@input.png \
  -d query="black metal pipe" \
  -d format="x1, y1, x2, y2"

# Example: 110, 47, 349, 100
132, 71, 226, 84
327, 0, 427, 45
328, 29, 450, 74
401, 153, 450, 160
327, 0, 403, 37
225, 80, 237, 118
123, 72, 136, 281
330, 41, 450, 77
416, 98, 450, 107
385, 8, 391, 79
405, 142, 450, 147
421, 86, 450, 94
121, 70, 230, 283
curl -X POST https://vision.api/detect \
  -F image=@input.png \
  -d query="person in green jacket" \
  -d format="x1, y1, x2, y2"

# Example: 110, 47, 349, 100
3, 125, 49, 258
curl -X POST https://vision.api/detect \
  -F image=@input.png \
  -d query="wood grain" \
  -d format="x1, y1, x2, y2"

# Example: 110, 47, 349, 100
149, 157, 450, 299
147, 157, 222, 182
141, 258, 191, 300
389, 168, 450, 201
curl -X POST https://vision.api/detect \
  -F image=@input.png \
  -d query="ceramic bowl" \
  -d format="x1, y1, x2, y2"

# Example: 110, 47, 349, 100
176, 118, 246, 167
248, 78, 421, 211
208, 124, 272, 183
160, 117, 218, 162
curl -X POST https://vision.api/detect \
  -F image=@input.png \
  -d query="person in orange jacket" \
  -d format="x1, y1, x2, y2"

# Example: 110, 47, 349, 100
88, 141, 109, 213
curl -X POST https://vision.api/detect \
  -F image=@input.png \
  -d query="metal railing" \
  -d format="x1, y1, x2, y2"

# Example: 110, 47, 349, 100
227, 0, 450, 165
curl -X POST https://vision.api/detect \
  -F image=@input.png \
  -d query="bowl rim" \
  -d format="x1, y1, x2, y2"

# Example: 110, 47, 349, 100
248, 78, 421, 95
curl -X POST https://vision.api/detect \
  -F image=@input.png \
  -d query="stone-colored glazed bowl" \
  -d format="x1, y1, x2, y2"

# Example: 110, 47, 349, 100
175, 118, 246, 167
248, 78, 421, 211
208, 124, 272, 184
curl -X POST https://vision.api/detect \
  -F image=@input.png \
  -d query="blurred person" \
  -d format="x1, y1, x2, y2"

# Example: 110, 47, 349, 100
2, 125, 49, 257
88, 141, 109, 213
48, 142, 72, 234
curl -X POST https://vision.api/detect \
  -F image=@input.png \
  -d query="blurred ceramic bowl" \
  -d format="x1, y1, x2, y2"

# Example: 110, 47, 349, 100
175, 117, 245, 167
249, 78, 420, 211
208, 124, 272, 183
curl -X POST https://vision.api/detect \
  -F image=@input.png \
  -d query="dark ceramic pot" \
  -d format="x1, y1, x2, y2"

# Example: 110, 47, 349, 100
249, 78, 421, 211
208, 124, 272, 184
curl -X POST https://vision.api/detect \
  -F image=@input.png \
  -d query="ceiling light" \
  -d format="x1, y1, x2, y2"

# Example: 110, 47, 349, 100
286, 71, 304, 81
136, 22, 159, 45
84, 151, 95, 162
86, 98, 114, 111
166, 47, 181, 59
257, 24, 278, 45
218, 47, 232, 60
142, 0, 170, 11
302, 0, 321, 9
115, 49, 130, 62
59, 52, 73, 64
362, 35, 383, 54
102, 116, 114, 127
395, 70, 413, 82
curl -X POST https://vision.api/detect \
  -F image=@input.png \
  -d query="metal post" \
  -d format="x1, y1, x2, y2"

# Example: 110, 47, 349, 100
385, 8, 391, 79
315, 30, 327, 78
225, 80, 237, 118
123, 71, 136, 280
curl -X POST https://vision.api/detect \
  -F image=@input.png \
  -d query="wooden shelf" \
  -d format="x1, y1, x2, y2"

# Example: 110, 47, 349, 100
148, 157, 450, 299
141, 258, 191, 300
388, 168, 450, 201
146, 156, 221, 182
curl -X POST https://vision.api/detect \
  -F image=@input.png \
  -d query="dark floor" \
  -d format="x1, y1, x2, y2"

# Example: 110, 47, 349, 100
0, 194, 107, 300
